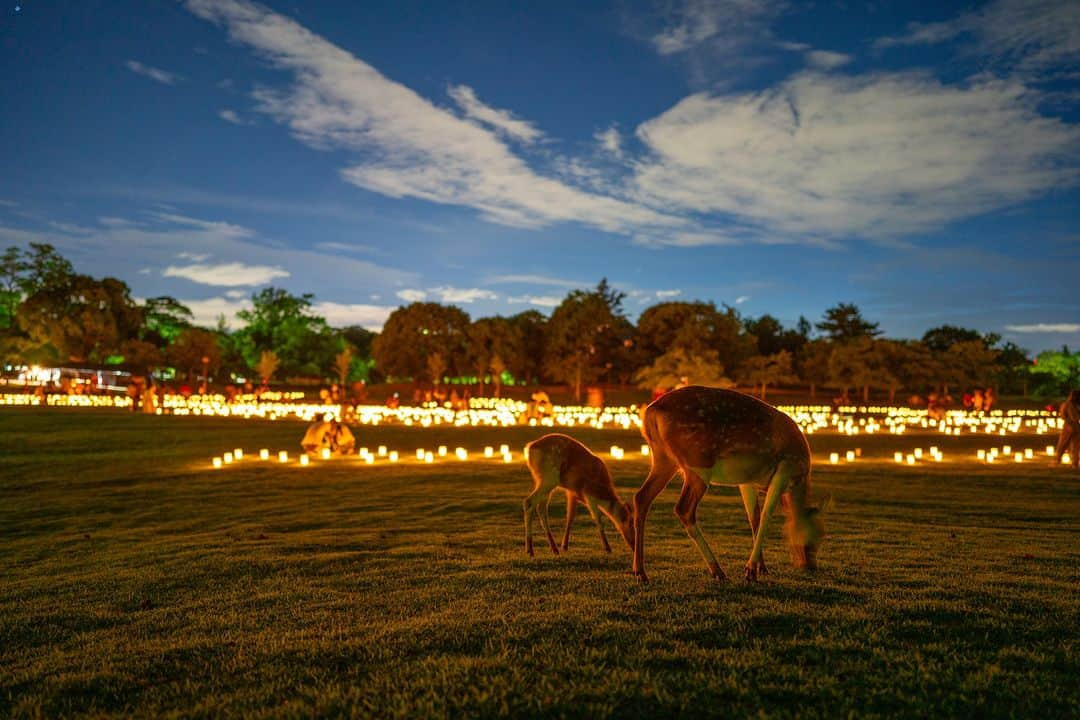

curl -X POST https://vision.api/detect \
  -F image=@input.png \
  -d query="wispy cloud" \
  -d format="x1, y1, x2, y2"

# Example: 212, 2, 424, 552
447, 85, 542, 143
650, 0, 782, 56
183, 0, 681, 235
486, 274, 583, 288
163, 262, 290, 286
177, 251, 210, 261
805, 49, 851, 70
125, 60, 181, 85
632, 71, 1080, 240
735, 295, 750, 304
396, 289, 427, 303
655, 289, 682, 298
1005, 323, 1080, 333
218, 108, 250, 125
873, 0, 1080, 80
595, 126, 623, 158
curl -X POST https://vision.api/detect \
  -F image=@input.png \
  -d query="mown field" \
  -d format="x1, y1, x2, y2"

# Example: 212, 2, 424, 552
1, 408, 1078, 719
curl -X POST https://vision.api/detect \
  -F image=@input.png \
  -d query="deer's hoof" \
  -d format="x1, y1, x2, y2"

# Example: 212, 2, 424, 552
633, 570, 649, 584
707, 560, 727, 582
744, 563, 759, 583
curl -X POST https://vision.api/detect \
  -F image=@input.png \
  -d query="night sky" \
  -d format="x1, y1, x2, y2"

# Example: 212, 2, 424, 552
1, 0, 1077, 351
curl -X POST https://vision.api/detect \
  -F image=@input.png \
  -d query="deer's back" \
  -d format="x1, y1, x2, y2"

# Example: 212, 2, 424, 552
644, 386, 809, 472
526, 433, 617, 502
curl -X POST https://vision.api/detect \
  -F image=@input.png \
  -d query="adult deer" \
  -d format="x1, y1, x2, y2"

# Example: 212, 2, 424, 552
523, 433, 635, 556
633, 386, 827, 582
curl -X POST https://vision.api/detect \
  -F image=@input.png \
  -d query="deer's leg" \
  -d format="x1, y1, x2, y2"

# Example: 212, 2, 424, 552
584, 495, 612, 554
523, 488, 543, 557
675, 475, 726, 581
633, 454, 678, 582
538, 489, 560, 555
560, 494, 579, 551
738, 484, 767, 576
745, 463, 793, 582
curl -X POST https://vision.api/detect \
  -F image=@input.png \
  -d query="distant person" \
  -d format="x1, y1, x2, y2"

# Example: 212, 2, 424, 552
1055, 389, 1080, 468
301, 414, 355, 457
983, 387, 996, 412
972, 388, 984, 412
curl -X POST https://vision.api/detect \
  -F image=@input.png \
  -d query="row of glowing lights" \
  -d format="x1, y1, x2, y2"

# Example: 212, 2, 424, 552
2, 392, 1062, 436
211, 441, 1072, 470
211, 443, 537, 468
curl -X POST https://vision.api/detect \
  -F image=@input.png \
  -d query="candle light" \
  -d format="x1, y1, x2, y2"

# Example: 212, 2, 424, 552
260, 448, 269, 460
894, 452, 903, 463
279, 451, 288, 463
223, 452, 233, 464
845, 451, 855, 462
299, 454, 310, 466
212, 457, 222, 468
377, 446, 387, 456
389, 451, 399, 462
455, 447, 467, 460
234, 449, 243, 460
321, 447, 331, 460
424, 451, 434, 463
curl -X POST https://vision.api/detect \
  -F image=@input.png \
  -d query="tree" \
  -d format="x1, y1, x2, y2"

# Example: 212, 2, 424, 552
994, 342, 1031, 396
878, 340, 935, 404
467, 317, 522, 395
828, 338, 876, 401
18, 243, 75, 296
333, 347, 353, 386
427, 352, 446, 386
0, 246, 26, 329
798, 339, 832, 400
167, 328, 221, 383
921, 325, 988, 353
634, 347, 731, 390
372, 302, 470, 381
745, 315, 808, 358
232, 288, 338, 378
1029, 348, 1080, 397
490, 355, 508, 397
256, 350, 280, 385
938, 340, 1000, 394
739, 350, 797, 401
16, 275, 143, 363
509, 310, 546, 385
120, 339, 164, 377
142, 296, 193, 346
815, 303, 881, 342
545, 288, 621, 401
634, 301, 756, 377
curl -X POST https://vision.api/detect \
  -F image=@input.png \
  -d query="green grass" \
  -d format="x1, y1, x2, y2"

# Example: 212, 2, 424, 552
1, 409, 1078, 719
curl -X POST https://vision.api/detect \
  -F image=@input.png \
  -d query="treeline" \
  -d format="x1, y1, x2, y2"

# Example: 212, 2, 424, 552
2, 244, 1078, 398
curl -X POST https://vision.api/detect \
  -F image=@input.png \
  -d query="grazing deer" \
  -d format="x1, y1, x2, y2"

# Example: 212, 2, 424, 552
633, 386, 828, 582
523, 433, 635, 557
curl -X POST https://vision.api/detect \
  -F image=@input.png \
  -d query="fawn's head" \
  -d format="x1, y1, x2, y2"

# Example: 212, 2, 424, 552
783, 493, 831, 570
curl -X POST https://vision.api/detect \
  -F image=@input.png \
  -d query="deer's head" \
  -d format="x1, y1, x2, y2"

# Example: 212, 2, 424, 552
608, 499, 635, 551
783, 493, 831, 570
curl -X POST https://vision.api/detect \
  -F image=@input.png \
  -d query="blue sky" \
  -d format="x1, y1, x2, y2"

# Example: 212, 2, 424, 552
0, 0, 1077, 352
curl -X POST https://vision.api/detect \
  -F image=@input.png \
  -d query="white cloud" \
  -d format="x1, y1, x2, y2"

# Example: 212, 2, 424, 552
447, 85, 542, 143
99, 216, 138, 228
181, 296, 252, 327
655, 289, 682, 298
595, 126, 623, 157
632, 71, 1080, 240
218, 108, 249, 125
224, 289, 248, 299
633, 230, 745, 248
1005, 323, 1080, 333
873, 0, 1080, 79
508, 294, 561, 308
650, 0, 781, 55
177, 251, 210, 261
311, 301, 394, 330
126, 60, 181, 85
735, 295, 750, 304
396, 288, 427, 303
184, 0, 682, 235
805, 50, 851, 70
429, 286, 497, 304
163, 262, 291, 286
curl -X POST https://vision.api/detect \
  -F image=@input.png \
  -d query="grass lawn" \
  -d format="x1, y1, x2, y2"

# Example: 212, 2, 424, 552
2, 408, 1078, 718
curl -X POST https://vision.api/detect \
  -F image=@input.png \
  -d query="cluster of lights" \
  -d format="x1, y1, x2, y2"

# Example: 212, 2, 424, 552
975, 445, 1067, 464
3, 392, 1063, 439
211, 443, 526, 469
890, 446, 945, 465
